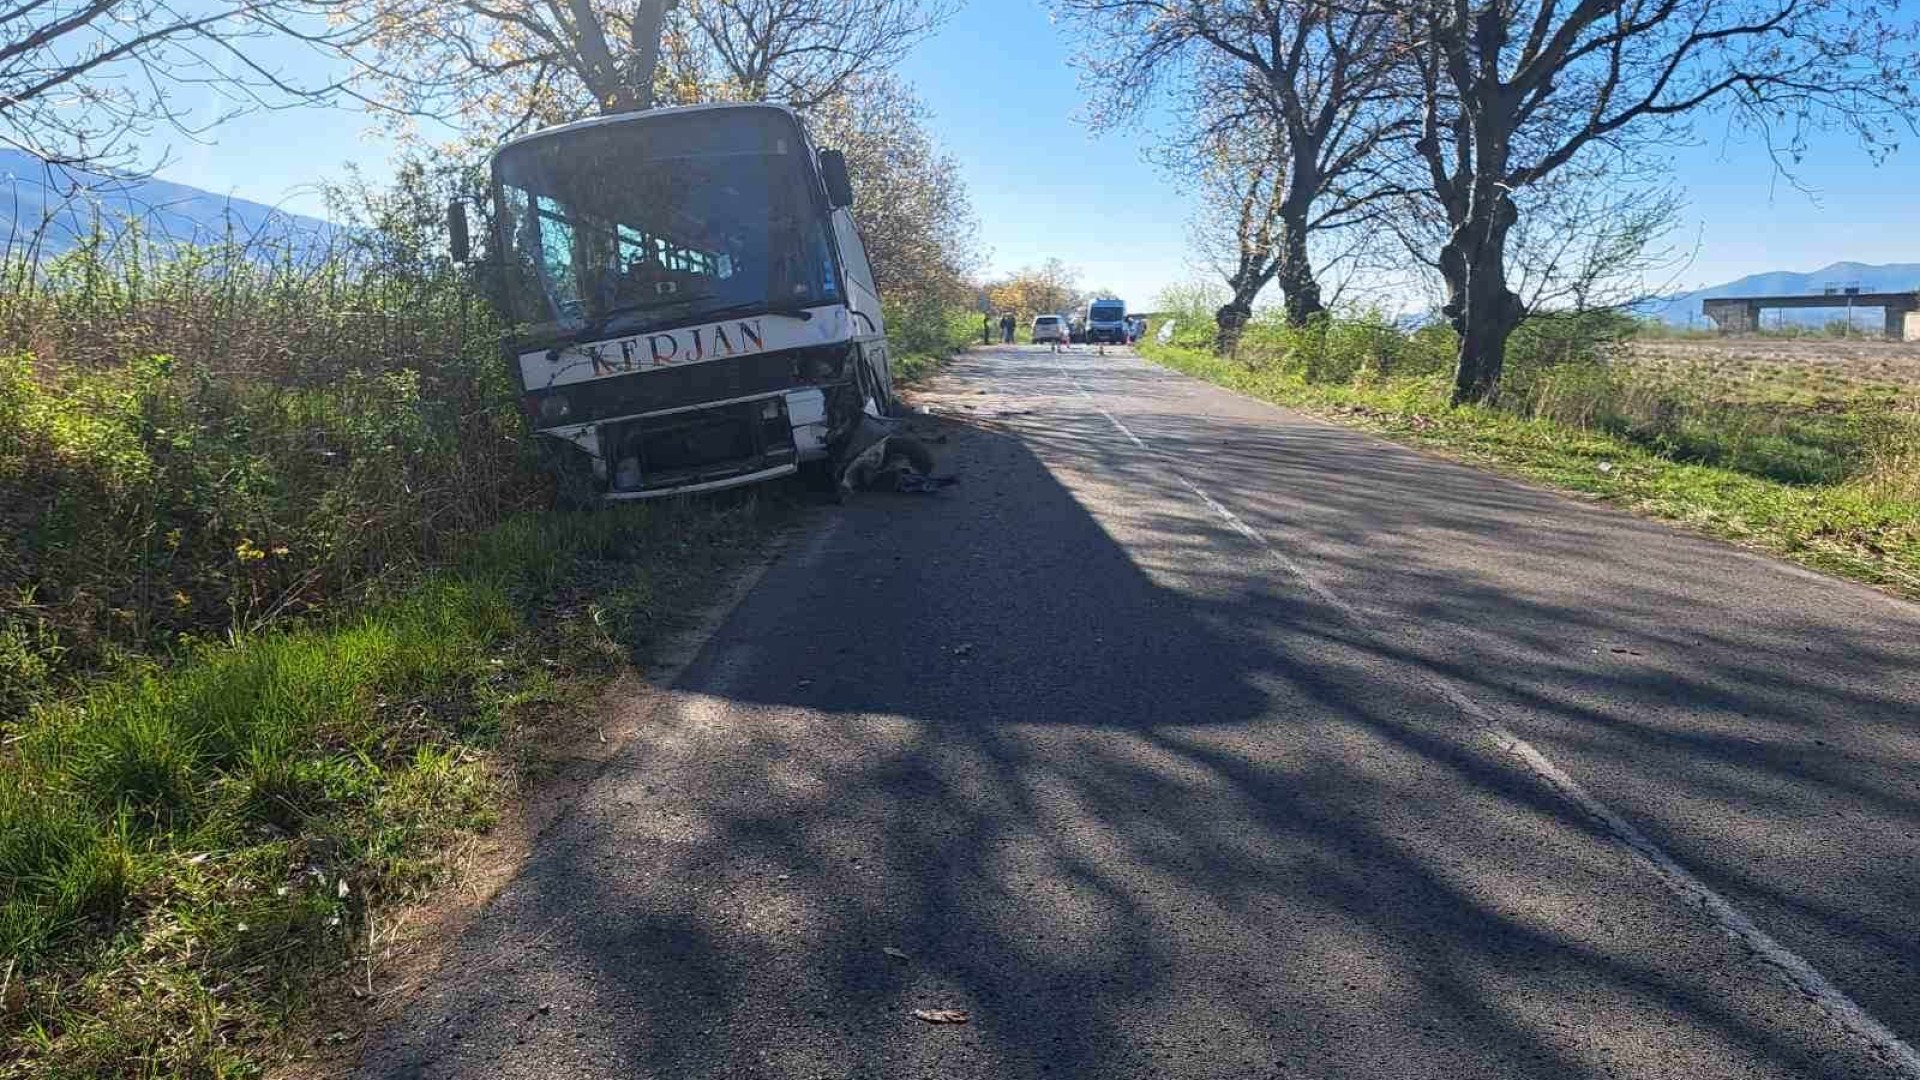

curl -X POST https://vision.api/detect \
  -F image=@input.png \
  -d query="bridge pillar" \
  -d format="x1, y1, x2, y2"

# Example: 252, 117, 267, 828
1885, 304, 1919, 340
1703, 300, 1758, 333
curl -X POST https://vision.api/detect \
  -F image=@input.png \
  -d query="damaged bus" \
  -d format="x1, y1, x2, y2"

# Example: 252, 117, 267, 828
451, 103, 897, 500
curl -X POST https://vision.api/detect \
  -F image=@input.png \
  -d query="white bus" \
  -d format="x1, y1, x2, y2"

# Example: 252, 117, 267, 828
453, 103, 894, 500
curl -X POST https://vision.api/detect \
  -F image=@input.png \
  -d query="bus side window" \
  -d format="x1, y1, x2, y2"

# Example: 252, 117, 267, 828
533, 193, 582, 317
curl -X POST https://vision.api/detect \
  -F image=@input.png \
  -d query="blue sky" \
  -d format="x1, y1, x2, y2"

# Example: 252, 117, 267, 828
140, 0, 1920, 310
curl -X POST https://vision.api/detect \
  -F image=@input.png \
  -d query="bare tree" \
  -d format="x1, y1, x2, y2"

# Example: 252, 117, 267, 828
0, 0, 372, 169
1395, 0, 1919, 404
1056, 0, 1410, 328
1506, 164, 1685, 314
673, 0, 952, 106
1380, 150, 1685, 322
806, 74, 979, 305
346, 0, 953, 139
1185, 99, 1291, 354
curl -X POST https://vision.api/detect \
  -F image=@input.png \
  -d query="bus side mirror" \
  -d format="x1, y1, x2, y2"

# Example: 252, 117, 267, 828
448, 199, 472, 263
819, 149, 854, 208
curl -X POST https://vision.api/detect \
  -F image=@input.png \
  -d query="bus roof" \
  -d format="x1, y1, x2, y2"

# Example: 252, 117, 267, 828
490, 102, 805, 165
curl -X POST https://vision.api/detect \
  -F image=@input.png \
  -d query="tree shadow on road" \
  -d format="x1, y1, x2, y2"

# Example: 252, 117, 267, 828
355, 376, 1917, 1080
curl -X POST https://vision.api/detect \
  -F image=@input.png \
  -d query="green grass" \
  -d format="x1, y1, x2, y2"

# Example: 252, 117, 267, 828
0, 497, 778, 1078
893, 351, 947, 384
1, 246, 524, 721
1141, 340, 1920, 598
0, 205, 933, 1077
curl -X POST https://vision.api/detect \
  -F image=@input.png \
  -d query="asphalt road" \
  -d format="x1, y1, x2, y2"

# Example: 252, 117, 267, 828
358, 345, 1920, 1080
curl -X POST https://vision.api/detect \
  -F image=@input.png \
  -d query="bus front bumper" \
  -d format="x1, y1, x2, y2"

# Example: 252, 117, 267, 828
600, 463, 800, 500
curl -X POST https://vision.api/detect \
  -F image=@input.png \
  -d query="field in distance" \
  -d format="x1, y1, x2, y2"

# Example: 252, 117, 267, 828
1620, 335, 1920, 402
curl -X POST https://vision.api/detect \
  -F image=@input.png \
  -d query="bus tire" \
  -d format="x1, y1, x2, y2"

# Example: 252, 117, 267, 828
798, 458, 837, 493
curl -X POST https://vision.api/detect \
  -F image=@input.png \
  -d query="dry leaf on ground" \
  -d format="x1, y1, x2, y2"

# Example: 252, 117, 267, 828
913, 1008, 969, 1024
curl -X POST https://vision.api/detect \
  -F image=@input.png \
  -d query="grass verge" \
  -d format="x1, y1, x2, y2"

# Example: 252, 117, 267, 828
887, 307, 980, 386
1, 496, 782, 1078
893, 351, 947, 385
1141, 341, 1920, 599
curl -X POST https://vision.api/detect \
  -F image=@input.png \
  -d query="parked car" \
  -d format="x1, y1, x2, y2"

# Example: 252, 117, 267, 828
1031, 314, 1070, 344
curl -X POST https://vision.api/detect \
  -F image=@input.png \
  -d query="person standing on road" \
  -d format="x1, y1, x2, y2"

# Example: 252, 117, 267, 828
1001, 313, 1015, 344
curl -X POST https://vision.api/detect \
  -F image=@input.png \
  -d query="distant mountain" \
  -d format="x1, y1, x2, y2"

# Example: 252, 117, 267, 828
0, 149, 334, 260
1644, 261, 1920, 327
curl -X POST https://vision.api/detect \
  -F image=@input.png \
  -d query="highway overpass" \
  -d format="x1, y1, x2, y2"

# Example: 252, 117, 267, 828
1703, 290, 1920, 338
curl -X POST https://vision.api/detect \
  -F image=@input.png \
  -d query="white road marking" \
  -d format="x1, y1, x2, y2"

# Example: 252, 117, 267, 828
1055, 360, 1920, 1079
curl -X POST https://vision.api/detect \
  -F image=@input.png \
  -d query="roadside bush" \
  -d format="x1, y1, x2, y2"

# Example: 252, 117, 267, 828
1229, 309, 1452, 384
1504, 309, 1639, 375
0, 217, 540, 716
1155, 305, 1920, 493
1151, 282, 1224, 351
885, 300, 976, 382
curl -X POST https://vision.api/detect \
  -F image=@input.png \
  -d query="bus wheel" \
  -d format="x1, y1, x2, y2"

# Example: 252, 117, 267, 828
798, 458, 837, 493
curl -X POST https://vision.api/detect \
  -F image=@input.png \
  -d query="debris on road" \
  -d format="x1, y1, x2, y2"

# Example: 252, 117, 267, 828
912, 1008, 970, 1024
882, 947, 911, 961
837, 416, 957, 497
893, 472, 959, 493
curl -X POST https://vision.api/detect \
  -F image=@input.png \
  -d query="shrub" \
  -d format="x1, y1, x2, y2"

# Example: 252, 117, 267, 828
0, 227, 538, 714
884, 300, 976, 382
1145, 306, 1920, 494
1504, 308, 1638, 377
1152, 282, 1225, 351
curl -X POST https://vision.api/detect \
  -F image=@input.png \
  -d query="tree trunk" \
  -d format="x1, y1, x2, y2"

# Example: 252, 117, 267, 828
1449, 198, 1523, 406
1437, 238, 1467, 328
1214, 300, 1253, 357
1274, 211, 1323, 328
623, 0, 671, 111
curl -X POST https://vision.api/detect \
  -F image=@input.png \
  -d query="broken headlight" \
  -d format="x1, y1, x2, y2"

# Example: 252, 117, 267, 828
794, 347, 849, 383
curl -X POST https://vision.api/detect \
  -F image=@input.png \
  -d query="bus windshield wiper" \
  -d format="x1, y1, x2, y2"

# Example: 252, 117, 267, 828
694, 299, 816, 323
569, 296, 698, 343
